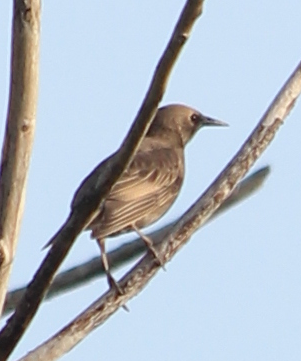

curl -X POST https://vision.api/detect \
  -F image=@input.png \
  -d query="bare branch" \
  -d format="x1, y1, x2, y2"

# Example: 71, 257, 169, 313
0, 0, 205, 359
19, 62, 301, 361
212, 166, 271, 218
0, 0, 40, 315
3, 166, 270, 316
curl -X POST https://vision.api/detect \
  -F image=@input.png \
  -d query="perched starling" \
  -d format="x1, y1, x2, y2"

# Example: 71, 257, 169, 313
75, 104, 227, 292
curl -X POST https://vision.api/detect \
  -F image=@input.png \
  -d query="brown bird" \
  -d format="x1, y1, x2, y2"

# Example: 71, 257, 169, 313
73, 104, 228, 292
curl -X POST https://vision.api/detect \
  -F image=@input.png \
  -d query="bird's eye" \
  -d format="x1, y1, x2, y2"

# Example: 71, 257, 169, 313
190, 113, 199, 124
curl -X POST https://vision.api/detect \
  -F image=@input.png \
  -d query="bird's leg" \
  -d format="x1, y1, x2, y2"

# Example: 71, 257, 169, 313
96, 238, 124, 295
131, 224, 165, 269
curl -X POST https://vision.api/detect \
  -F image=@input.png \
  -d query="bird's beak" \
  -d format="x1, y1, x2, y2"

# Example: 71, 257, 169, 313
202, 116, 229, 127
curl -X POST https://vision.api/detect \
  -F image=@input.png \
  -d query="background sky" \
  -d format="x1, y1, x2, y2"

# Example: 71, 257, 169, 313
1, 1, 301, 360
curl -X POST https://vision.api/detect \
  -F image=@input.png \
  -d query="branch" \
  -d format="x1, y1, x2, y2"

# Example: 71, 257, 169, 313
3, 166, 270, 316
19, 61, 301, 361
0, 0, 205, 359
0, 0, 40, 315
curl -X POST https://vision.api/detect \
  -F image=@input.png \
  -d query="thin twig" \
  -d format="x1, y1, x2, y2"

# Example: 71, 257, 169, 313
3, 166, 270, 316
19, 61, 301, 361
0, 0, 40, 315
0, 1, 205, 359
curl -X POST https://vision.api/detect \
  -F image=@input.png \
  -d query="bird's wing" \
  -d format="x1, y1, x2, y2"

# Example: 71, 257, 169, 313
108, 146, 183, 202
94, 185, 176, 237
89, 145, 184, 238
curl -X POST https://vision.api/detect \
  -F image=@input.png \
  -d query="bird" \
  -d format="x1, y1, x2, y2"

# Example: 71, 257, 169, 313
73, 104, 228, 293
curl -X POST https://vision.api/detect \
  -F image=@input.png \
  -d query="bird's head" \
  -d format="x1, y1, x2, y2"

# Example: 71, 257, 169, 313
148, 104, 228, 146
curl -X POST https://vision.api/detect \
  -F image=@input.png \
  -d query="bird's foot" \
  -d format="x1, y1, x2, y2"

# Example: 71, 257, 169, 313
106, 273, 129, 312
131, 224, 165, 270
142, 235, 166, 270
107, 274, 123, 294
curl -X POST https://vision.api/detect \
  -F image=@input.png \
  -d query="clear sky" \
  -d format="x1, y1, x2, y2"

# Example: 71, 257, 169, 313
1, 1, 301, 360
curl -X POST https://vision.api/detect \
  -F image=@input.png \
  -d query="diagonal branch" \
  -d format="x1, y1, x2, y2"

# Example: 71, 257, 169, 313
2, 166, 270, 316
19, 61, 301, 361
0, 0, 41, 315
0, 1, 205, 359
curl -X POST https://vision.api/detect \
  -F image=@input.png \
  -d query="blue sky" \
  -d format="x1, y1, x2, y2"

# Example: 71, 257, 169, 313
1, 1, 301, 360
